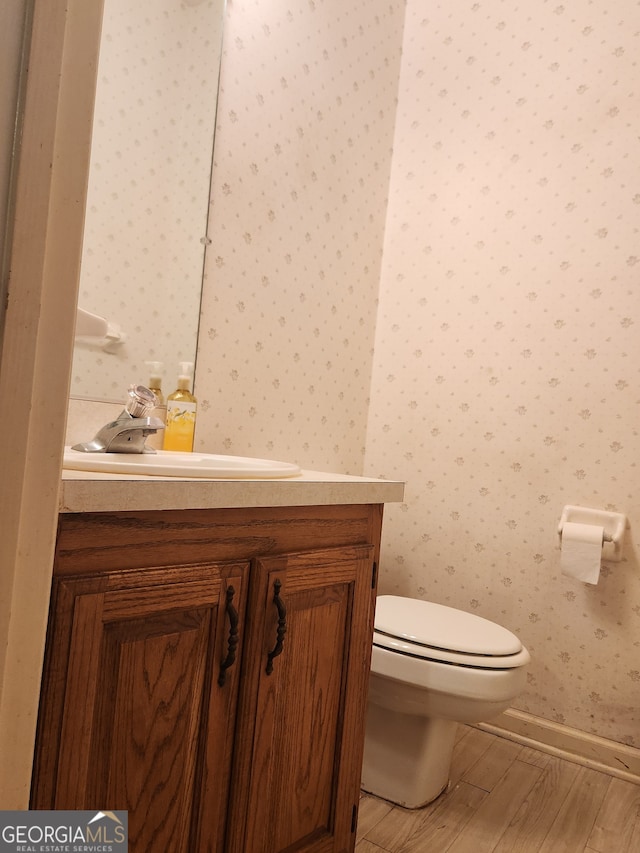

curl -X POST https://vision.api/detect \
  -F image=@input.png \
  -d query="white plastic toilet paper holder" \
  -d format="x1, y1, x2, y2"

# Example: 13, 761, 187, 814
557, 505, 627, 562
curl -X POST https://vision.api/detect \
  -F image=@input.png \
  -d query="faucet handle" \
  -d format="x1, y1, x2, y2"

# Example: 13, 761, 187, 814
126, 384, 157, 417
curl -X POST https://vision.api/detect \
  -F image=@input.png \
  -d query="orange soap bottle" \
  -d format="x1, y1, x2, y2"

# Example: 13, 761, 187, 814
163, 362, 197, 452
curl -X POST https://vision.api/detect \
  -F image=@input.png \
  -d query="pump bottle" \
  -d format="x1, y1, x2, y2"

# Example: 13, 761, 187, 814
163, 362, 197, 452
144, 361, 166, 450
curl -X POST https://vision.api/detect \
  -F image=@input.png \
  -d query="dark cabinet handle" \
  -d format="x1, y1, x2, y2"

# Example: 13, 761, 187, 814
266, 579, 287, 675
218, 585, 239, 687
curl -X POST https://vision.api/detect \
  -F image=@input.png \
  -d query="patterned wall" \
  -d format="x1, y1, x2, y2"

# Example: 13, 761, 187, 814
196, 0, 405, 473
364, 1, 640, 746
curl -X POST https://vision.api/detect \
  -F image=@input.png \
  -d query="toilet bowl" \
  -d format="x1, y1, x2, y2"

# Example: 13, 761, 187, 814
361, 595, 530, 809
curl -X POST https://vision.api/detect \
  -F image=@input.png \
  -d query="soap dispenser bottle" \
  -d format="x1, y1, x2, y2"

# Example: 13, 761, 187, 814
144, 361, 166, 451
163, 362, 197, 452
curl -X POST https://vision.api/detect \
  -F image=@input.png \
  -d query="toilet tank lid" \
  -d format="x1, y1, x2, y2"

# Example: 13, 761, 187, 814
375, 595, 523, 657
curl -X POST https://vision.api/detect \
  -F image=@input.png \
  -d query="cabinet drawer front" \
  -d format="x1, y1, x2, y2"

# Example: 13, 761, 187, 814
32, 561, 249, 853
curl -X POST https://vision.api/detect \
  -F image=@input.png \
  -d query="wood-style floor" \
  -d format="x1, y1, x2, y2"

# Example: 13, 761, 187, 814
356, 724, 640, 853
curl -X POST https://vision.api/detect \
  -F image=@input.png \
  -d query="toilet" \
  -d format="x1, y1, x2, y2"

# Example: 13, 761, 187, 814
361, 594, 530, 809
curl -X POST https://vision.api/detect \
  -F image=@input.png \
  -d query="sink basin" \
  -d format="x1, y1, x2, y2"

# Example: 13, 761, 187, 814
63, 447, 302, 479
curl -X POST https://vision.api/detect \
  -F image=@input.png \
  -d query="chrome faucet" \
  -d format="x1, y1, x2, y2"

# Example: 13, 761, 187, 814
71, 385, 165, 453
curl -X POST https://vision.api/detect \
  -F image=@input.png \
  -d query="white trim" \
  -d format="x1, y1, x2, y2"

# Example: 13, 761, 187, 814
0, 0, 104, 807
477, 708, 640, 785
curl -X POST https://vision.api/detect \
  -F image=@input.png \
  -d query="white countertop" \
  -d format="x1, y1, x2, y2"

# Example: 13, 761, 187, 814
59, 468, 405, 513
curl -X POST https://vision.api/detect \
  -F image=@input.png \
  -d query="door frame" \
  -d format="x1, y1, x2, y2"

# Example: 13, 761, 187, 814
0, 0, 104, 806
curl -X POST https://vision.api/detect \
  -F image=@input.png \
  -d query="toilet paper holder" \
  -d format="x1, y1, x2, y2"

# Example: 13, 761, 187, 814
557, 505, 627, 562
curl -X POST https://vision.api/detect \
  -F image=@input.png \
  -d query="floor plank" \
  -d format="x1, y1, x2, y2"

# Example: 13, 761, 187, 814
400, 782, 487, 853
357, 795, 394, 842
449, 726, 496, 787
354, 840, 387, 852
446, 759, 543, 853
517, 744, 552, 770
586, 776, 640, 853
461, 734, 524, 792
536, 766, 611, 853
364, 780, 486, 852
492, 755, 581, 852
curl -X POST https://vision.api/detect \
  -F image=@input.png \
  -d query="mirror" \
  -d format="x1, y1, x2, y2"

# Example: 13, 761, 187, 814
71, 0, 225, 402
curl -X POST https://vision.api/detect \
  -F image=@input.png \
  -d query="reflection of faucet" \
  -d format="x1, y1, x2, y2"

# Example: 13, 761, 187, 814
71, 385, 165, 453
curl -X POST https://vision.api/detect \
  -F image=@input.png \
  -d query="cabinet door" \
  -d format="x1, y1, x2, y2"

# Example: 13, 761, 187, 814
227, 544, 375, 853
31, 561, 249, 853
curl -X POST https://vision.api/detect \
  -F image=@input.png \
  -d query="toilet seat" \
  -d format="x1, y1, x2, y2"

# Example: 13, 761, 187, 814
373, 595, 530, 670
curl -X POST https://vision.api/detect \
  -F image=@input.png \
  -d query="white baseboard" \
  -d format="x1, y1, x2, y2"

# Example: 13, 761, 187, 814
476, 709, 640, 785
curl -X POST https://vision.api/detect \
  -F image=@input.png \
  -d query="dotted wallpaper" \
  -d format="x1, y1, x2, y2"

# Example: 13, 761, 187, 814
195, 0, 405, 473
71, 0, 224, 402
365, 1, 640, 746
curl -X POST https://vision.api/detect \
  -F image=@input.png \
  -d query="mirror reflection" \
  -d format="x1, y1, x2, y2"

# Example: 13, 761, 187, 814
71, 0, 225, 402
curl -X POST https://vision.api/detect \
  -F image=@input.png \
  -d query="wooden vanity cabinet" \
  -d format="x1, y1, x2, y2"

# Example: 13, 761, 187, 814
31, 504, 381, 853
